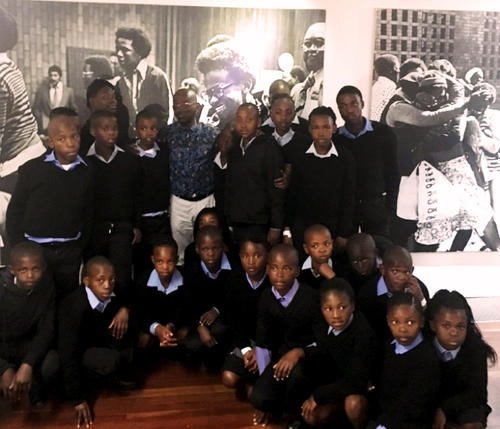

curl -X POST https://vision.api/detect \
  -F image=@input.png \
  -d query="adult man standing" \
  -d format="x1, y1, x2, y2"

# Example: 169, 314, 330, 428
115, 27, 174, 129
292, 22, 325, 120
371, 54, 400, 121
33, 65, 77, 134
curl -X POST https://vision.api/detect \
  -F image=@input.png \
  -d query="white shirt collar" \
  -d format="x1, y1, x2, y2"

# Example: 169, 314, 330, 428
272, 128, 295, 147
305, 141, 338, 158
134, 141, 160, 158
135, 59, 148, 80
0, 53, 9, 62
240, 136, 257, 155
146, 268, 183, 295
201, 252, 231, 279
84, 286, 115, 312
87, 142, 124, 164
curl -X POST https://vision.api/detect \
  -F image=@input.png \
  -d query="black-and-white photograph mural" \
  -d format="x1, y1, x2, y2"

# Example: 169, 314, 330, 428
373, 9, 500, 252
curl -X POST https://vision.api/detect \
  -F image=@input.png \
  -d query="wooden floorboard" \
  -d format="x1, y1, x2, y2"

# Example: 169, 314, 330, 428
1, 322, 499, 429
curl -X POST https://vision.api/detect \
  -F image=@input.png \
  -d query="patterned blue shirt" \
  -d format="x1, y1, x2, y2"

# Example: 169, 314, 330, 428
160, 122, 218, 199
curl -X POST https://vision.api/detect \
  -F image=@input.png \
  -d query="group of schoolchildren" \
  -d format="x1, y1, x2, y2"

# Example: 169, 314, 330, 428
0, 79, 495, 429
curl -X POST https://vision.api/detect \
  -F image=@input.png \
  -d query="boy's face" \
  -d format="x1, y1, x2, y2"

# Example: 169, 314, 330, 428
236, 106, 260, 141
84, 264, 115, 302
321, 291, 354, 332
303, 230, 333, 265
196, 235, 224, 273
387, 304, 423, 346
430, 309, 467, 351
347, 243, 376, 277
9, 255, 45, 291
135, 117, 159, 148
309, 115, 336, 146
115, 37, 141, 74
173, 92, 198, 125
151, 246, 177, 283
267, 251, 299, 296
337, 93, 364, 125
270, 98, 295, 135
89, 87, 117, 112
380, 263, 413, 294
91, 117, 118, 148
48, 117, 81, 164
240, 242, 267, 280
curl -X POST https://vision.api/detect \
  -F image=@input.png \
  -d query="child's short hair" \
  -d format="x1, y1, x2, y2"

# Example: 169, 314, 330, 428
238, 102, 260, 118
382, 245, 412, 268
10, 241, 45, 266
268, 243, 299, 266
152, 234, 178, 254
86, 79, 114, 108
346, 233, 376, 253
319, 277, 355, 303
83, 55, 113, 80
309, 106, 336, 123
139, 104, 167, 125
336, 85, 364, 103
90, 110, 116, 130
135, 108, 160, 125
49, 107, 79, 121
82, 256, 114, 278
195, 225, 223, 245
115, 27, 152, 59
387, 291, 424, 317
303, 223, 331, 244
239, 238, 270, 253
270, 93, 294, 109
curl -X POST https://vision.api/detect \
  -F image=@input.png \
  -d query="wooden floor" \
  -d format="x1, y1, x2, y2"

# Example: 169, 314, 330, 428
1, 323, 499, 429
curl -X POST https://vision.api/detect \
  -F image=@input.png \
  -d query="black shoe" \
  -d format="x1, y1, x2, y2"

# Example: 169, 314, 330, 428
110, 373, 136, 390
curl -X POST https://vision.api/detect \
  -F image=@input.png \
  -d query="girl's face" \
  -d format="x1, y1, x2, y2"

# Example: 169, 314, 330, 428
321, 291, 354, 332
199, 213, 219, 229
387, 304, 423, 346
430, 308, 468, 351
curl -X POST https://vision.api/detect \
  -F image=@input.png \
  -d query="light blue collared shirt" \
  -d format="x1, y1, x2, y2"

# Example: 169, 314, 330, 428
392, 332, 423, 355
44, 151, 87, 171
272, 128, 295, 147
245, 272, 267, 290
433, 337, 460, 361
338, 117, 374, 139
146, 268, 183, 295
377, 276, 391, 297
302, 256, 333, 278
327, 313, 354, 336
84, 286, 115, 313
200, 252, 231, 280
134, 141, 160, 158
87, 142, 124, 164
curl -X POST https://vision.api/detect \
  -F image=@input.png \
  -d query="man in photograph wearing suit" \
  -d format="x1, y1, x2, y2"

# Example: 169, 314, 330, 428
33, 65, 77, 135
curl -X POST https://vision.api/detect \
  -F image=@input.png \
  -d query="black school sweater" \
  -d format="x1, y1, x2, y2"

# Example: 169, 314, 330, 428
6, 154, 94, 245
86, 149, 142, 226
0, 269, 55, 375
335, 121, 399, 210
286, 143, 356, 238
375, 339, 441, 429
270, 131, 310, 166
224, 134, 285, 229
305, 312, 378, 405
437, 335, 490, 419
357, 274, 430, 342
256, 284, 318, 359
222, 268, 271, 349
58, 286, 129, 403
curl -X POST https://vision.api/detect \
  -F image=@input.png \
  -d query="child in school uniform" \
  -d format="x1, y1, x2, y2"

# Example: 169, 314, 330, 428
221, 239, 270, 392
58, 257, 135, 428
182, 226, 232, 368
284, 106, 356, 252
428, 290, 495, 429
357, 245, 430, 341
299, 278, 378, 429
345, 233, 380, 294
221, 103, 286, 245
299, 224, 347, 290
85, 110, 143, 296
249, 244, 319, 426
6, 107, 94, 298
136, 235, 186, 349
369, 292, 441, 429
130, 108, 170, 279
0, 242, 58, 405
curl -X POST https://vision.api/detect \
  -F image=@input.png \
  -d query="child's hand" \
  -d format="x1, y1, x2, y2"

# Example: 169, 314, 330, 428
109, 307, 129, 339
433, 408, 446, 429
272, 348, 304, 381
314, 262, 336, 280
9, 363, 32, 401
301, 396, 318, 421
267, 229, 281, 246
252, 409, 270, 426
198, 324, 217, 347
155, 324, 178, 347
75, 401, 93, 428
273, 168, 290, 190
132, 228, 142, 244
0, 368, 15, 400
200, 309, 218, 326
243, 348, 258, 373
405, 276, 424, 301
